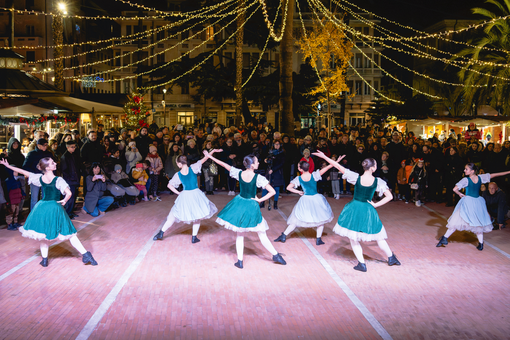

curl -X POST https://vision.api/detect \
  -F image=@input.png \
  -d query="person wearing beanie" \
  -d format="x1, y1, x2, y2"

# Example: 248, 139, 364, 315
109, 164, 139, 206
145, 145, 163, 201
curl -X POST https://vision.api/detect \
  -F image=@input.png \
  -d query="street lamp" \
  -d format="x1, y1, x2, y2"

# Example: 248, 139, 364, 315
162, 88, 167, 123
52, 1, 66, 90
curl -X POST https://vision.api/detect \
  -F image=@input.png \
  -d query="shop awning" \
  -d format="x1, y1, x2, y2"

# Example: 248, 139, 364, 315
39, 96, 124, 114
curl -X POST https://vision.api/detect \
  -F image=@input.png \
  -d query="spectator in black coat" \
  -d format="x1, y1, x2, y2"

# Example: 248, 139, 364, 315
22, 138, 54, 210
483, 182, 508, 229
60, 140, 82, 218
134, 127, 152, 160
80, 130, 103, 172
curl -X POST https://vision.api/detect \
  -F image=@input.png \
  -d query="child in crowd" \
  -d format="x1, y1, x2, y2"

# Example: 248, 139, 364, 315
146, 145, 163, 201
132, 162, 150, 201
397, 160, 410, 203
339, 157, 351, 195
110, 164, 139, 205
409, 159, 428, 207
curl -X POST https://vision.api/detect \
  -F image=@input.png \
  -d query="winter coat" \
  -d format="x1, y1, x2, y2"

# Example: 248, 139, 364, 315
125, 148, 142, 174
7, 137, 25, 168
84, 175, 108, 212
146, 154, 163, 175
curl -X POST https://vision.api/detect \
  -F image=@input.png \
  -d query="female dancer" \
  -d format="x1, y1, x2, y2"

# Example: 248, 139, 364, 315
274, 157, 342, 245
313, 151, 400, 272
0, 158, 97, 267
436, 163, 510, 250
203, 150, 286, 269
153, 153, 218, 243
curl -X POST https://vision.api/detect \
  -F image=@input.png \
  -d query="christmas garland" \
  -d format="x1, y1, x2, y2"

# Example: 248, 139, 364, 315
0, 115, 80, 128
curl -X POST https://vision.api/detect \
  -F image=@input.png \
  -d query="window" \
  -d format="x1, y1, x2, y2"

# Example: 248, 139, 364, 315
26, 25, 35, 36
205, 26, 214, 40
364, 81, 371, 95
355, 54, 362, 68
374, 80, 379, 92
373, 53, 380, 67
123, 52, 130, 66
181, 82, 189, 94
274, 53, 279, 68
26, 51, 35, 62
365, 53, 372, 68
156, 27, 165, 41
347, 80, 353, 94
26, 0, 35, 9
355, 81, 362, 95
363, 27, 370, 36
243, 53, 250, 68
126, 25, 132, 36
157, 53, 165, 64
115, 51, 121, 66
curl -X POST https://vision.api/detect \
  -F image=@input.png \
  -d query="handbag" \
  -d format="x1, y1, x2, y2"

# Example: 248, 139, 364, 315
208, 163, 218, 176
410, 183, 419, 190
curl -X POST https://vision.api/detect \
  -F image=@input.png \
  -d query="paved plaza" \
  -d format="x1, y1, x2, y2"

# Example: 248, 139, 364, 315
1, 193, 509, 340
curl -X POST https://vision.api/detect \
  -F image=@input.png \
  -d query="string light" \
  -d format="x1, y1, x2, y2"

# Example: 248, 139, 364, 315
139, 1, 262, 91
112, 0, 239, 18
307, 0, 406, 103
71, 0, 259, 82
7, 0, 239, 50
335, 0, 510, 54
257, 0, 289, 42
240, 0, 282, 88
32, 0, 243, 71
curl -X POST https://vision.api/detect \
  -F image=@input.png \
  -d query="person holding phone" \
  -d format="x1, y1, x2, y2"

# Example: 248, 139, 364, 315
82, 163, 114, 217
125, 141, 142, 174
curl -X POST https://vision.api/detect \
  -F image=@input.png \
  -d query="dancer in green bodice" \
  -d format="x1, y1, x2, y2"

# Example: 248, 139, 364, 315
0, 158, 98, 267
313, 151, 401, 272
203, 150, 286, 269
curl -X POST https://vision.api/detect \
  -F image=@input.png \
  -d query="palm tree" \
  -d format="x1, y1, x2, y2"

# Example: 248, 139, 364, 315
454, 0, 510, 115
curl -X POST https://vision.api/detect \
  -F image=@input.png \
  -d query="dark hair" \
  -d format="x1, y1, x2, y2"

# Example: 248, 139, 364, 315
66, 140, 77, 146
361, 158, 377, 171
176, 155, 187, 164
143, 160, 151, 167
89, 162, 101, 176
243, 154, 257, 169
466, 162, 478, 174
298, 160, 310, 172
36, 157, 53, 172
88, 130, 97, 136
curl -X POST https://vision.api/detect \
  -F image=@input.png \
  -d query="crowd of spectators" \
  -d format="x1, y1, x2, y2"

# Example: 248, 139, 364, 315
1, 120, 509, 230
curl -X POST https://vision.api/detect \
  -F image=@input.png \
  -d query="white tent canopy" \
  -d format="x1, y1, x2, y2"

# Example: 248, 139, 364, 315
40, 96, 124, 114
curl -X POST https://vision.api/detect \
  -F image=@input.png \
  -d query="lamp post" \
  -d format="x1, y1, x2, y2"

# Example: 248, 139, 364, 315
52, 2, 66, 90
162, 88, 167, 126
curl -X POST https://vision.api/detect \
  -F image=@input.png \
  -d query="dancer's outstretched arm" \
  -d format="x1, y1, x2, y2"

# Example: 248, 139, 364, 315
0, 159, 33, 178
198, 149, 218, 165
489, 170, 510, 179
286, 182, 304, 196
203, 149, 231, 171
318, 154, 345, 176
313, 151, 347, 174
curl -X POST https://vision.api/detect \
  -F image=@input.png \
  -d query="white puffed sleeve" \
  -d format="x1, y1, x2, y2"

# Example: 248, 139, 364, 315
312, 170, 322, 181
256, 174, 270, 188
55, 177, 70, 195
479, 173, 491, 184
229, 166, 242, 180
290, 176, 301, 188
168, 173, 182, 188
28, 173, 43, 187
342, 169, 359, 185
455, 177, 469, 189
191, 161, 202, 174
375, 178, 389, 197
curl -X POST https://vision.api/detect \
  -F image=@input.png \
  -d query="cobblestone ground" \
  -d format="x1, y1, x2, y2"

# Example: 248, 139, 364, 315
1, 193, 509, 340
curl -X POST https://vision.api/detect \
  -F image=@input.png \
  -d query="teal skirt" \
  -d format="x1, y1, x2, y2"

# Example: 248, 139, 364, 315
333, 200, 387, 241
216, 196, 269, 233
20, 200, 77, 241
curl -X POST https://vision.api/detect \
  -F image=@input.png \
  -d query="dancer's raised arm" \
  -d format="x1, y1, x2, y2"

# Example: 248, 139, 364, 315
203, 149, 231, 171
319, 154, 345, 176
198, 149, 218, 165
489, 170, 510, 179
313, 151, 347, 174
0, 159, 33, 178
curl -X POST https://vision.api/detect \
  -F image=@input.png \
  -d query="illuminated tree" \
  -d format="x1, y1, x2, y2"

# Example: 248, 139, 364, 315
123, 92, 152, 130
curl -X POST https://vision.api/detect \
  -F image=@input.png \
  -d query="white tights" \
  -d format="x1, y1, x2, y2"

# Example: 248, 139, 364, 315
39, 235, 87, 258
236, 231, 277, 261
283, 224, 324, 238
349, 239, 393, 263
161, 214, 200, 236
444, 228, 483, 243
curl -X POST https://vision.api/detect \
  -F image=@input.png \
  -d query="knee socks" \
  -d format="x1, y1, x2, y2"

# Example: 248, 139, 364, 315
476, 233, 484, 244
40, 241, 49, 258
444, 228, 455, 239
283, 224, 297, 236
236, 235, 244, 261
316, 226, 324, 238
376, 240, 393, 257
69, 235, 87, 255
192, 223, 200, 237
161, 214, 176, 233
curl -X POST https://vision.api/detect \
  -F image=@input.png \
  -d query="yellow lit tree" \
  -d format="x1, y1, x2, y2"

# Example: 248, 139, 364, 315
297, 18, 353, 133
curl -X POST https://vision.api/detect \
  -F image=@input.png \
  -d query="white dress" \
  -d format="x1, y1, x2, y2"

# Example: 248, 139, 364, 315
446, 174, 493, 234
167, 162, 218, 223
286, 171, 334, 228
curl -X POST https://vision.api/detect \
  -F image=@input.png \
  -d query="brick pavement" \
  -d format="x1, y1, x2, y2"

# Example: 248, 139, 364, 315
0, 193, 509, 339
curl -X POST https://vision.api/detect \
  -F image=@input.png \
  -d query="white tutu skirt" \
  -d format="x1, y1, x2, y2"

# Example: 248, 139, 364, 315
216, 217, 270, 233
332, 224, 388, 242
19, 227, 76, 241
286, 194, 334, 228
446, 196, 493, 234
169, 189, 218, 224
